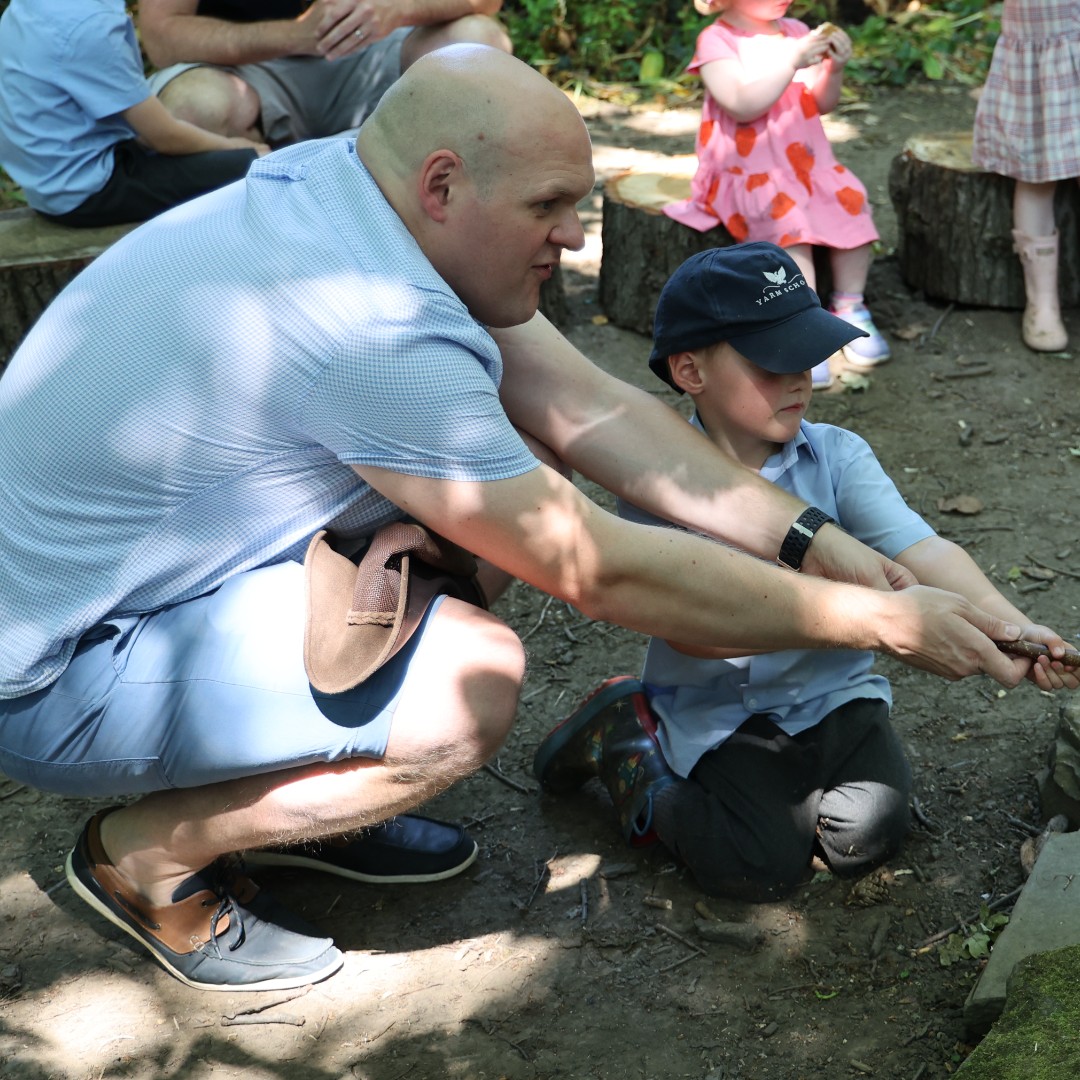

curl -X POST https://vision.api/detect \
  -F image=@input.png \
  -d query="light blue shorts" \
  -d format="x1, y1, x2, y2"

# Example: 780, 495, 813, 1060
0, 561, 444, 798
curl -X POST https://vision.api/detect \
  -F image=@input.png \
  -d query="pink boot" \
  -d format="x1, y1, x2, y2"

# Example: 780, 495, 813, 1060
1013, 230, 1069, 352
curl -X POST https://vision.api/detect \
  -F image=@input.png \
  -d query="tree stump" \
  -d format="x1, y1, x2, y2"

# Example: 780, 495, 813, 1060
0, 209, 140, 370
889, 132, 1080, 309
599, 156, 732, 336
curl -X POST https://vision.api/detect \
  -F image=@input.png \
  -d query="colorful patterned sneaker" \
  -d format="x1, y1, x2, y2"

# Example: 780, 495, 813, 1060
533, 676, 677, 847
66, 810, 344, 992
243, 814, 478, 884
830, 303, 891, 367
811, 358, 834, 390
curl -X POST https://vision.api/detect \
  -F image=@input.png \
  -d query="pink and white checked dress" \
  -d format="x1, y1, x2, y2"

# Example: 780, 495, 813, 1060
972, 0, 1080, 182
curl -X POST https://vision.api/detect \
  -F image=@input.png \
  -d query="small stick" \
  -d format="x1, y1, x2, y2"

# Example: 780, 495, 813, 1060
657, 951, 701, 974
519, 594, 555, 641
656, 923, 707, 956
223, 987, 311, 1019
914, 884, 1024, 949
999, 811, 1042, 837
920, 301, 954, 347
221, 1012, 306, 1028
523, 852, 556, 909
998, 640, 1080, 667
910, 795, 937, 832
579, 878, 588, 927
935, 365, 994, 380
482, 761, 533, 795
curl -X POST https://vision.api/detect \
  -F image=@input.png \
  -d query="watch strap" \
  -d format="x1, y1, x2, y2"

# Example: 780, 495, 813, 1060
777, 507, 835, 571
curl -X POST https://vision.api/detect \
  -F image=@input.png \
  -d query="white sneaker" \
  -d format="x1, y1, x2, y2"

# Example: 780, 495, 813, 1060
811, 359, 834, 389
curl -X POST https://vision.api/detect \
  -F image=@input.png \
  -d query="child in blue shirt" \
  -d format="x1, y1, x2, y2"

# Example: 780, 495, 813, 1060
534, 242, 1078, 901
0, 0, 267, 227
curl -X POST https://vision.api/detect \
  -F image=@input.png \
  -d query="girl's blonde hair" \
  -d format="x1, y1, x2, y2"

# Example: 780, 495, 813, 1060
694, 0, 728, 16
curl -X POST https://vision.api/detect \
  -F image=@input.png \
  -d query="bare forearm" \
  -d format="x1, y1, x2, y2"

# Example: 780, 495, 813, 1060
811, 63, 843, 114
141, 12, 313, 67
898, 536, 1031, 627
702, 64, 795, 123
125, 96, 265, 155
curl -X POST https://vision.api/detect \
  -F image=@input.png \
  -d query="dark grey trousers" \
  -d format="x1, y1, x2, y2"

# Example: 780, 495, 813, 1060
652, 698, 912, 901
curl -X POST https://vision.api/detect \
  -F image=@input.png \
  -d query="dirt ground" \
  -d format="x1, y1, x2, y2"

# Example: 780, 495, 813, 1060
3, 81, 1079, 1080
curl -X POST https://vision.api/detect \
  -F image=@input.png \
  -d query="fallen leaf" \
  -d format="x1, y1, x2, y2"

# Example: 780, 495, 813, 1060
838, 370, 872, 391
1021, 566, 1056, 581
936, 495, 983, 514
591, 314, 609, 326
893, 323, 928, 341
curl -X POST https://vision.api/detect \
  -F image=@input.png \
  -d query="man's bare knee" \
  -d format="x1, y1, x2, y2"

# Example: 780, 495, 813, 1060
401, 16, 513, 71
388, 601, 524, 778
159, 68, 263, 139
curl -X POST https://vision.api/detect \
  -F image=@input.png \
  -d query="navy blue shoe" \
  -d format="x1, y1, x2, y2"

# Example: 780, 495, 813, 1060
243, 814, 479, 884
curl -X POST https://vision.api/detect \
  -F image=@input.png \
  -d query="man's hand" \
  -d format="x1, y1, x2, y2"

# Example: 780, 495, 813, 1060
870, 585, 1022, 686
305, 0, 401, 61
800, 523, 918, 592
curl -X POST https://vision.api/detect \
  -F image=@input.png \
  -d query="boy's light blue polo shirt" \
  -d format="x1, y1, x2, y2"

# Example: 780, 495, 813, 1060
0, 0, 149, 214
619, 418, 935, 778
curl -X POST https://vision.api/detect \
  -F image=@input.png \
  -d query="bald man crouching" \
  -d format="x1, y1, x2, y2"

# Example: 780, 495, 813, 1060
0, 46, 1045, 992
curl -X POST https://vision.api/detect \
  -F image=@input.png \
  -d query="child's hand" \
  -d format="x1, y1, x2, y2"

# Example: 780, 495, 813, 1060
791, 30, 834, 71
1005, 625, 1080, 691
820, 26, 853, 65
225, 135, 271, 157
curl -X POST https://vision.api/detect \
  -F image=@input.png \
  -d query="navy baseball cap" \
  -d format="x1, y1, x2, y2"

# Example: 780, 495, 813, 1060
647, 242, 868, 391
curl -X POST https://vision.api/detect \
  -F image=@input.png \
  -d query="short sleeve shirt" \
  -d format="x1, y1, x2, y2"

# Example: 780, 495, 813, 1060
0, 0, 148, 214
0, 137, 539, 696
619, 418, 934, 778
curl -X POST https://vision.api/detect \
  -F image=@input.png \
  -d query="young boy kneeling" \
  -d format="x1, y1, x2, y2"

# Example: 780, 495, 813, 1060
534, 241, 1076, 901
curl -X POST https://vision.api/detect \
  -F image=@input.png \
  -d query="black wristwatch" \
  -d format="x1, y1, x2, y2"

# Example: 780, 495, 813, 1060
777, 507, 835, 571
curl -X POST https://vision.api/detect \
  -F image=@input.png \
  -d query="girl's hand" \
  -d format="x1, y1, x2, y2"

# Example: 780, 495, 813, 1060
791, 31, 833, 70
822, 26, 853, 66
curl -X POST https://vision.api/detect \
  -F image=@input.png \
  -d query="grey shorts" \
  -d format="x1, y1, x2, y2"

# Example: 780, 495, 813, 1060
147, 28, 408, 144
0, 561, 445, 798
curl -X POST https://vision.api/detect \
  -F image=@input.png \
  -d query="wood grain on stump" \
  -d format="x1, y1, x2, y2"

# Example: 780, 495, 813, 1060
599, 156, 732, 336
889, 132, 1080, 309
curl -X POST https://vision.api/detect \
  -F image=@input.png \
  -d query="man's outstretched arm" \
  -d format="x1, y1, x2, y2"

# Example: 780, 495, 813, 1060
493, 314, 912, 592
353, 461, 1024, 686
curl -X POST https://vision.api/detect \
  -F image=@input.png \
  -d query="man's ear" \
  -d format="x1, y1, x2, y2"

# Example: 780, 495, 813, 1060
417, 150, 462, 222
667, 350, 706, 395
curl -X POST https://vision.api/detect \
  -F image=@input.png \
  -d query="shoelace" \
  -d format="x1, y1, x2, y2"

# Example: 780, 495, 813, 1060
199, 858, 249, 955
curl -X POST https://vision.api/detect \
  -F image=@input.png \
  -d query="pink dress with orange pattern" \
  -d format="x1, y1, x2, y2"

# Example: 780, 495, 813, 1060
664, 17, 879, 251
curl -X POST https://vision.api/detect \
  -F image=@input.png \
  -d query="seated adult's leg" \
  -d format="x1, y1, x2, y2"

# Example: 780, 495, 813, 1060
158, 66, 264, 141
652, 714, 823, 901
813, 698, 912, 876
102, 594, 524, 906
400, 15, 512, 70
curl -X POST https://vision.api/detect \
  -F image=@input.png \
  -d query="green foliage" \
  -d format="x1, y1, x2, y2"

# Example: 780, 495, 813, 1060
0, 168, 25, 211
845, 1, 1000, 87
937, 904, 1010, 966
501, 0, 999, 94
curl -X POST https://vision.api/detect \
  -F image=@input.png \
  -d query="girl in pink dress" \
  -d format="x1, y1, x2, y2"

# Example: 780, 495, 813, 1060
666, 0, 888, 386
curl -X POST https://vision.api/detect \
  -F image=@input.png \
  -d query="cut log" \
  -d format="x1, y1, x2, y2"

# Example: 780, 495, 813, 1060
889, 132, 1080, 309
599, 156, 732, 336
0, 209, 140, 369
